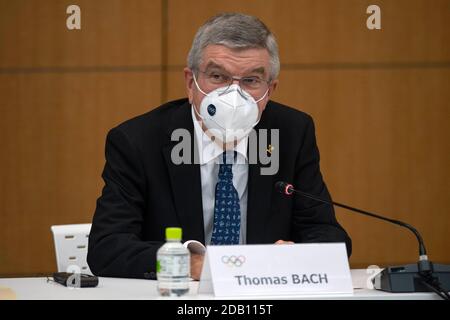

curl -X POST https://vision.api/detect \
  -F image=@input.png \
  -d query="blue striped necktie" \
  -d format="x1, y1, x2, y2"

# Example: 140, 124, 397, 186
210, 152, 241, 245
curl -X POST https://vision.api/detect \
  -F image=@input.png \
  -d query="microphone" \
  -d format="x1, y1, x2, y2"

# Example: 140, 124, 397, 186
275, 182, 428, 257
275, 181, 450, 299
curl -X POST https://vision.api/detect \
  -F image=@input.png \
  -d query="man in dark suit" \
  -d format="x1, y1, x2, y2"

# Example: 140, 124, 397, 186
87, 13, 351, 280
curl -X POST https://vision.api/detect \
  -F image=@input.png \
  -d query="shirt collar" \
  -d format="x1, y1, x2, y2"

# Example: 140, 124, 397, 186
191, 105, 248, 165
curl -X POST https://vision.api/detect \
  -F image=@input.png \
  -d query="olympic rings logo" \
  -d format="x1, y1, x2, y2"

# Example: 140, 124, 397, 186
221, 255, 246, 267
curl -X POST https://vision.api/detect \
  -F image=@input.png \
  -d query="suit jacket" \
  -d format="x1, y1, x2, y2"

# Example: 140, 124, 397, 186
87, 98, 352, 279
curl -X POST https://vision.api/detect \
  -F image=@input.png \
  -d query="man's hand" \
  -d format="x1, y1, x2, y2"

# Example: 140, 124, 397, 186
275, 240, 294, 245
190, 253, 204, 281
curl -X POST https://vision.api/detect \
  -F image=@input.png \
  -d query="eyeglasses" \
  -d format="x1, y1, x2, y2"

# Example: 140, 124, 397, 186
196, 69, 270, 97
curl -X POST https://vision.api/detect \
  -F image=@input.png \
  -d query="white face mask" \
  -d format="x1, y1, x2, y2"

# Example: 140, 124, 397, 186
192, 74, 269, 144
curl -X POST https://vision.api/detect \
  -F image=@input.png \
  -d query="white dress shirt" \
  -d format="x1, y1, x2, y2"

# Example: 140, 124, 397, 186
191, 106, 248, 245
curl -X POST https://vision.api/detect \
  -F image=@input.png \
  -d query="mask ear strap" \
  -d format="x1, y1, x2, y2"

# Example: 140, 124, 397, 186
193, 73, 209, 96
192, 103, 205, 121
255, 88, 269, 103
249, 89, 269, 130
191, 73, 208, 122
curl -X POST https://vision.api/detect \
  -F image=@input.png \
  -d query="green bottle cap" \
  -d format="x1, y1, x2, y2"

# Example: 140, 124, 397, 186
166, 227, 182, 240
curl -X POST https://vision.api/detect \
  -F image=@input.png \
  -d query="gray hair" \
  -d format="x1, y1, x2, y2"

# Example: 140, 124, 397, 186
187, 13, 280, 80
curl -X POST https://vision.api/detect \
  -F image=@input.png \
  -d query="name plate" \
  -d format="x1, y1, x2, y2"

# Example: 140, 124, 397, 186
198, 243, 352, 297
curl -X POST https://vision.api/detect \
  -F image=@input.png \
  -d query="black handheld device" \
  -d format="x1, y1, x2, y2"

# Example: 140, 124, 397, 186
53, 272, 99, 288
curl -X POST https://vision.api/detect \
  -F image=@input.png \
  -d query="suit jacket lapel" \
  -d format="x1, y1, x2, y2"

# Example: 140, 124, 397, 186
162, 102, 205, 243
246, 103, 275, 244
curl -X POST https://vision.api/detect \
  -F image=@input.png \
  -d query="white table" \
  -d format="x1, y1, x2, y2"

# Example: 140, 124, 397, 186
0, 270, 440, 300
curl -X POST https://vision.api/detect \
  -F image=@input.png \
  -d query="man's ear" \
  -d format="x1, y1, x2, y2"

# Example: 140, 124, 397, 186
184, 68, 194, 103
267, 79, 278, 98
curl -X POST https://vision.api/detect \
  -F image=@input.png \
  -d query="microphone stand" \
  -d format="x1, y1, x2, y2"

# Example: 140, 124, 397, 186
276, 182, 450, 299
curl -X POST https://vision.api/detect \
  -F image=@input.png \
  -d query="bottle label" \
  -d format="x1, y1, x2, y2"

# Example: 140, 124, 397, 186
157, 255, 189, 277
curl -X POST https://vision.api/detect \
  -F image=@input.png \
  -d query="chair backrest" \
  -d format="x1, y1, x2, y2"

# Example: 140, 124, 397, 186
50, 224, 92, 275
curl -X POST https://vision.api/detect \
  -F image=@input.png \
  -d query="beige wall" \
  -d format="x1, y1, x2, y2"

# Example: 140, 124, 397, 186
0, 0, 449, 276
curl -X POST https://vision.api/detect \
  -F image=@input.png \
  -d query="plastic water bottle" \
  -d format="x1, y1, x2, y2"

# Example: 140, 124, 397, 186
156, 227, 190, 296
